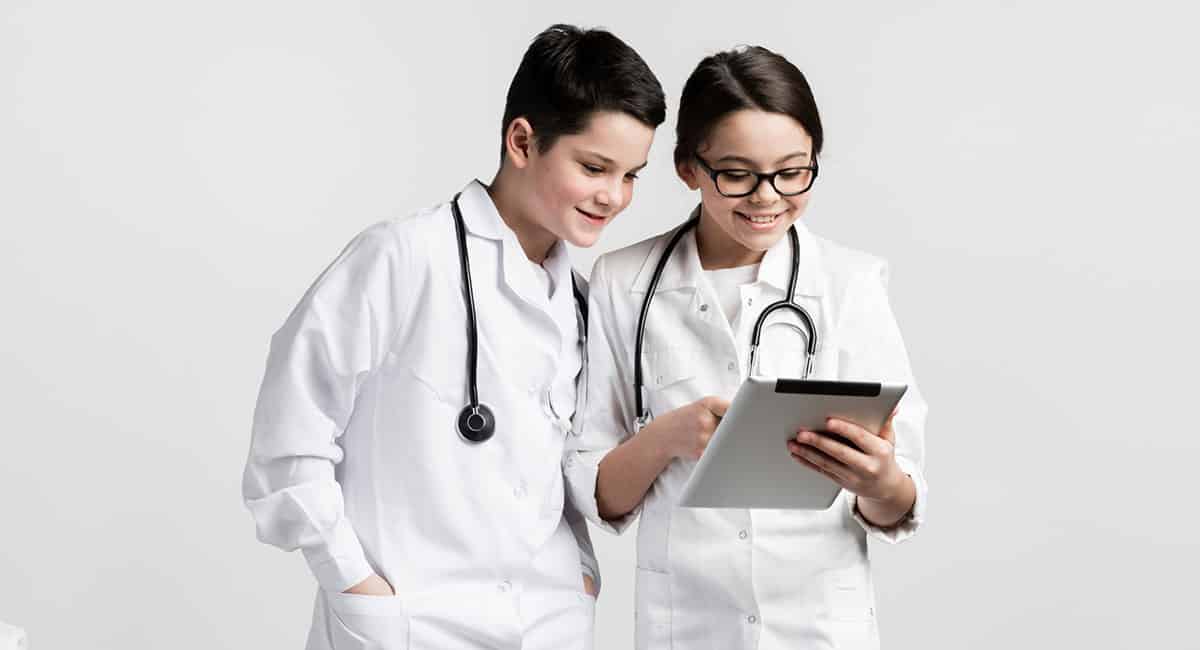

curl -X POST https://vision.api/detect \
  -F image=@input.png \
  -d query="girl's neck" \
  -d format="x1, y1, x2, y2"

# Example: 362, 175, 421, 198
695, 210, 765, 270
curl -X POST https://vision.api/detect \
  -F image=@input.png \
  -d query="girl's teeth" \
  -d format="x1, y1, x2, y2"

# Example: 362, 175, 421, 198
743, 213, 777, 223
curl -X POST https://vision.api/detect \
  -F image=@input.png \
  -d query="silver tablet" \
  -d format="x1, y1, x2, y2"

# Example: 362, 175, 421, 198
678, 376, 908, 510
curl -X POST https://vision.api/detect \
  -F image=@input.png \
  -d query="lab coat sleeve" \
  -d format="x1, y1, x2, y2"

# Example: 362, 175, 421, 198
564, 255, 641, 535
837, 261, 929, 544
242, 222, 411, 592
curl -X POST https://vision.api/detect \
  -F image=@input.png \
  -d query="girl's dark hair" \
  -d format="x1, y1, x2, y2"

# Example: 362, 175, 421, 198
502, 24, 666, 157
674, 46, 823, 167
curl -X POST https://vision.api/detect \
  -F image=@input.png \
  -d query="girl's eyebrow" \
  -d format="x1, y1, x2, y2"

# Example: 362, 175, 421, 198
714, 151, 810, 166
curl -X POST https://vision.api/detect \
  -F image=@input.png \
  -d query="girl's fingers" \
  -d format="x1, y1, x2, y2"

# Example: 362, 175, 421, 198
878, 410, 898, 445
789, 442, 851, 485
793, 429, 870, 469
825, 417, 890, 455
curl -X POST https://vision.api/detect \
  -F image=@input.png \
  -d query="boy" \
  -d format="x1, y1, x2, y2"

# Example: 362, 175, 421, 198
243, 24, 664, 650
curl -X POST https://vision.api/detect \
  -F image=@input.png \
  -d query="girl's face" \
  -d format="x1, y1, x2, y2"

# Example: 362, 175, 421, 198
678, 109, 815, 266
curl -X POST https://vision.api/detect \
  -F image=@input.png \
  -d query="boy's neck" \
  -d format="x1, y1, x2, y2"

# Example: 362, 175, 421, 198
486, 172, 558, 265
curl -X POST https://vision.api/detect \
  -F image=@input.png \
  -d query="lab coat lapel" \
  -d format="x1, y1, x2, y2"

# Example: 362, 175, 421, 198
455, 179, 566, 358
630, 213, 729, 361
456, 180, 554, 317
540, 240, 574, 351
498, 228, 552, 315
675, 228, 731, 340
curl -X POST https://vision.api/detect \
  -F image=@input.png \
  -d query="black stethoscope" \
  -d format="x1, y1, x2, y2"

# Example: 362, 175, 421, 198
450, 192, 587, 443
632, 214, 818, 431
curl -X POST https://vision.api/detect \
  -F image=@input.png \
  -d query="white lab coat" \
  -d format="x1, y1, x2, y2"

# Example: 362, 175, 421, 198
565, 212, 929, 650
243, 180, 598, 650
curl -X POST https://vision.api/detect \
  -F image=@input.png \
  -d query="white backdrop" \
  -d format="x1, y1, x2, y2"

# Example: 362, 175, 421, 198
2, 1, 1198, 648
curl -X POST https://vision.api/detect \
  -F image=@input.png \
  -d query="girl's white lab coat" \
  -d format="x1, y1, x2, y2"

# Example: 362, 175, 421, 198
565, 214, 929, 650
243, 181, 597, 650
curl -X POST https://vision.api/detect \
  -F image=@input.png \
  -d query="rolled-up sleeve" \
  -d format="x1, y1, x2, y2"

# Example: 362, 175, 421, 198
838, 261, 929, 544
564, 255, 641, 536
241, 223, 410, 592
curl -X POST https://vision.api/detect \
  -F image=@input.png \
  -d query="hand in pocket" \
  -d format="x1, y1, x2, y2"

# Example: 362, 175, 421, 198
343, 573, 395, 596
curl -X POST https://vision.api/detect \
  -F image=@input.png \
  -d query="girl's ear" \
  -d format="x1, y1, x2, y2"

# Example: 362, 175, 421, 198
677, 159, 701, 190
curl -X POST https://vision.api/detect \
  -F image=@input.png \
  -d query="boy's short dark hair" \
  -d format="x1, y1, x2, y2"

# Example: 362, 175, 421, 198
501, 24, 666, 159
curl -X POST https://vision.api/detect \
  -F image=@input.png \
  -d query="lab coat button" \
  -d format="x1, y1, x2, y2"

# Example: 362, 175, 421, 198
699, 304, 709, 312
747, 614, 758, 624
738, 530, 748, 540
499, 580, 512, 593
727, 362, 736, 372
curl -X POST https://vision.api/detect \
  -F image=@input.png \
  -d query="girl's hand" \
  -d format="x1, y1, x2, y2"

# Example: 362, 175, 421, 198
786, 411, 907, 502
646, 396, 730, 461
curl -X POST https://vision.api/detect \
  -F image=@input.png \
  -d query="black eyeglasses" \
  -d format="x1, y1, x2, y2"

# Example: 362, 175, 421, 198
693, 154, 819, 198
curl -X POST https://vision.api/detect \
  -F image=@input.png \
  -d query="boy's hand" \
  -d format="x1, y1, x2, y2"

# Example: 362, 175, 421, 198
342, 573, 395, 596
583, 574, 597, 597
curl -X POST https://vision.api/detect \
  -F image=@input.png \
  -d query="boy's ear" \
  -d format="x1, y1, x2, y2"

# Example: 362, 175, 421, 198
504, 117, 536, 169
677, 159, 701, 190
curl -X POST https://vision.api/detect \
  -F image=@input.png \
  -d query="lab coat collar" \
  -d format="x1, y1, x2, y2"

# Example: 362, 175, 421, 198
455, 179, 574, 340
631, 205, 825, 297
630, 209, 705, 294
454, 179, 506, 241
757, 219, 825, 297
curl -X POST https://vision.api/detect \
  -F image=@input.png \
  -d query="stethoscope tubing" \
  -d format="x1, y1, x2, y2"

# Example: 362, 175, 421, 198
632, 214, 817, 430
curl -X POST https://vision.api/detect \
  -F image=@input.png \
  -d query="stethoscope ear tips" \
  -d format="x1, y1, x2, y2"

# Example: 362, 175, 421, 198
457, 403, 496, 443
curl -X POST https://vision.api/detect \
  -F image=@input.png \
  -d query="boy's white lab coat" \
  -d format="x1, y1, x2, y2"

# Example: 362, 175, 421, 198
243, 180, 597, 650
565, 215, 929, 650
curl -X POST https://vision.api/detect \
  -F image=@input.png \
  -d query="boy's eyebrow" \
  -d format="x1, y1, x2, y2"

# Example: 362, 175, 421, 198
581, 150, 649, 173
714, 151, 810, 166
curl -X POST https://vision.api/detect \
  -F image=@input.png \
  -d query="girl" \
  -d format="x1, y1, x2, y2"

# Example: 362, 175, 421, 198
565, 46, 928, 650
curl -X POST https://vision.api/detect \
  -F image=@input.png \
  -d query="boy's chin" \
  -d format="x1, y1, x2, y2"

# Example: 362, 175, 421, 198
561, 235, 600, 249
562, 228, 602, 248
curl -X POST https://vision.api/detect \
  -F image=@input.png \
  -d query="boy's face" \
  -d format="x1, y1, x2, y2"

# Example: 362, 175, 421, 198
522, 111, 654, 248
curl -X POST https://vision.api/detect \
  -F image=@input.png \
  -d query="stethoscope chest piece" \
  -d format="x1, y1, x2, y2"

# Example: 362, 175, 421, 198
457, 403, 496, 443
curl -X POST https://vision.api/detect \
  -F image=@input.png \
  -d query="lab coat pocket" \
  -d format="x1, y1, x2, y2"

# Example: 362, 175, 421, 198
634, 567, 671, 650
821, 565, 879, 649
402, 325, 471, 408
646, 345, 696, 418
648, 345, 695, 389
325, 591, 410, 650
408, 358, 465, 408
